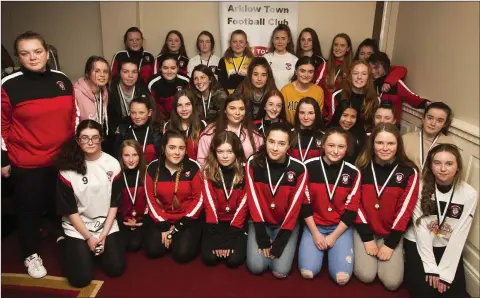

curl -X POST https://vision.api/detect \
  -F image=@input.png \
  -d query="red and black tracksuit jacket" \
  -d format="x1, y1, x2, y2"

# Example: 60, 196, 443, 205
111, 48, 155, 84
311, 54, 327, 77
288, 128, 324, 163
374, 73, 426, 125
246, 155, 308, 258
119, 168, 148, 223
148, 74, 190, 119
114, 120, 163, 163
355, 161, 419, 249
145, 156, 203, 232
303, 157, 361, 226
1, 67, 77, 168
154, 54, 189, 78
315, 59, 344, 115
203, 166, 248, 250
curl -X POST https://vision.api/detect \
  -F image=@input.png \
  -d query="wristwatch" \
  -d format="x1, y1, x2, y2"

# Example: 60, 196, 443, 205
167, 228, 178, 240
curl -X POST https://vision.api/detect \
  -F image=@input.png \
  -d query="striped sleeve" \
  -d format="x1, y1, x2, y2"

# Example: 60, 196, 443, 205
230, 192, 248, 229
184, 165, 204, 219
202, 176, 219, 224
245, 157, 264, 223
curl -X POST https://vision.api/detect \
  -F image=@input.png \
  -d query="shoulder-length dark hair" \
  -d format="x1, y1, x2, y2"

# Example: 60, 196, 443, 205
354, 38, 379, 61
203, 131, 245, 185
84, 55, 111, 82
268, 24, 295, 54
167, 89, 203, 141
326, 33, 353, 91
190, 64, 222, 93
423, 102, 453, 135
294, 97, 324, 132
196, 31, 215, 53
130, 93, 163, 129
236, 57, 277, 101
224, 30, 254, 59
56, 120, 103, 175
340, 60, 379, 124
256, 89, 287, 122
204, 93, 260, 151
290, 56, 316, 82
416, 144, 463, 226
355, 123, 417, 170
159, 30, 187, 57
295, 27, 323, 58
118, 139, 147, 183
252, 122, 293, 168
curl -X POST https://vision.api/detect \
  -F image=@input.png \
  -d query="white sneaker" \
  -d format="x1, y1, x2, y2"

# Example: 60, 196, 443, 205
24, 253, 47, 279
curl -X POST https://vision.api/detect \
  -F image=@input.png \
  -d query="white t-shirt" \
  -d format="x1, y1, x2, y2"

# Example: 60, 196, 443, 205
57, 152, 122, 239
263, 51, 298, 90
187, 54, 221, 78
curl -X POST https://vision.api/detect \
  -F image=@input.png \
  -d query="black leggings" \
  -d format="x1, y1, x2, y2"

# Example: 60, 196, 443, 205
404, 239, 467, 298
119, 222, 144, 252
201, 223, 247, 268
60, 232, 126, 288
144, 221, 202, 264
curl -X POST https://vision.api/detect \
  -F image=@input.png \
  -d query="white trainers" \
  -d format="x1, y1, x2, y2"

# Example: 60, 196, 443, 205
24, 253, 47, 279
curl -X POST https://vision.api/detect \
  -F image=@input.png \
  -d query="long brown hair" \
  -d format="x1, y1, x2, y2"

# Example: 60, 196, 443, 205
355, 123, 417, 170
159, 30, 187, 57
119, 139, 147, 183
223, 30, 254, 59
268, 24, 295, 54
340, 60, 379, 124
167, 89, 203, 141
325, 33, 353, 91
154, 130, 187, 210
416, 144, 463, 226
295, 27, 324, 58
203, 131, 245, 186
256, 89, 287, 122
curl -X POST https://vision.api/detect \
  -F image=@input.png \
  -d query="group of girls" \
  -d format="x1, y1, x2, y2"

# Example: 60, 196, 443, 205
1, 26, 475, 298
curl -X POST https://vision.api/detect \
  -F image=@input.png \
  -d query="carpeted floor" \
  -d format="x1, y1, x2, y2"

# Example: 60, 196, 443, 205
1, 232, 410, 298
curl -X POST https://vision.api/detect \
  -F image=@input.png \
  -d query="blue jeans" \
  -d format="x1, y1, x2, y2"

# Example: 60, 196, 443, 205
298, 224, 353, 283
246, 221, 300, 277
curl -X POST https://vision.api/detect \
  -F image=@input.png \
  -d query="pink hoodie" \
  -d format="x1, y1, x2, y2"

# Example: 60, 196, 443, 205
197, 124, 264, 167
73, 77, 109, 128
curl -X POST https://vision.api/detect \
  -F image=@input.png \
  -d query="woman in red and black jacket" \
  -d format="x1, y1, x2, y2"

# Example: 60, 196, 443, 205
163, 89, 206, 160
353, 123, 419, 291
113, 94, 163, 163
289, 97, 324, 162
246, 122, 308, 279
148, 53, 190, 120
1, 31, 77, 278
111, 27, 155, 84
299, 127, 361, 285
144, 130, 203, 263
153, 30, 189, 78
201, 131, 248, 268
118, 139, 148, 252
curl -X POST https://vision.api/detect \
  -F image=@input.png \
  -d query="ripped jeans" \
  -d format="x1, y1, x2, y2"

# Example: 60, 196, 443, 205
298, 224, 353, 284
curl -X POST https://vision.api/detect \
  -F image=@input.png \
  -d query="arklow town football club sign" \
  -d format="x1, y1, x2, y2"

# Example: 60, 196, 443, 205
219, 2, 299, 56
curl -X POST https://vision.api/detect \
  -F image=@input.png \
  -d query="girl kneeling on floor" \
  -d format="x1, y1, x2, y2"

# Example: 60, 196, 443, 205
246, 122, 308, 279
144, 130, 203, 263
299, 127, 361, 285
201, 131, 249, 268
118, 140, 149, 252
56, 120, 126, 288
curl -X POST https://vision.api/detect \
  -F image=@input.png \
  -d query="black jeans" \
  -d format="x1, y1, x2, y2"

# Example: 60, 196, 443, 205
144, 220, 202, 264
119, 222, 144, 252
404, 238, 467, 298
60, 232, 126, 288
11, 166, 59, 258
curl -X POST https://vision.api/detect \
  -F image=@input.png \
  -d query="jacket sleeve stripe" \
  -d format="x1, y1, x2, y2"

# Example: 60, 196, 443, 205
148, 75, 162, 91
398, 80, 419, 96
246, 157, 265, 222
315, 62, 326, 85
203, 177, 218, 223
345, 168, 361, 206
357, 209, 367, 223
331, 89, 342, 115
186, 193, 203, 217
231, 193, 247, 223
281, 160, 307, 228
392, 168, 418, 229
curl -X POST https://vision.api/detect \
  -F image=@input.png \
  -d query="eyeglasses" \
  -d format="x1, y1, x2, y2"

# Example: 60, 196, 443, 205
78, 135, 102, 144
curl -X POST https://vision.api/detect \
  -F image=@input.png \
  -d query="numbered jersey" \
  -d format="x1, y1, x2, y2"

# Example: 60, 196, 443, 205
57, 152, 122, 239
